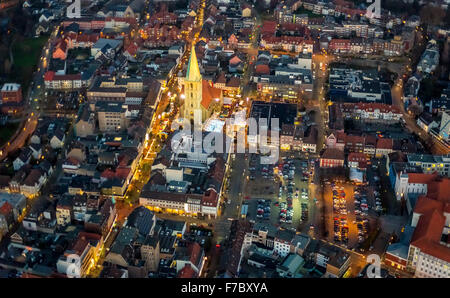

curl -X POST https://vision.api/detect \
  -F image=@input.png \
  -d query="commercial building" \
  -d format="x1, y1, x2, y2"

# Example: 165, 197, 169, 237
139, 188, 219, 219
320, 148, 345, 168
328, 68, 391, 104
406, 194, 450, 277
407, 154, 450, 177
1, 83, 22, 104
95, 101, 132, 132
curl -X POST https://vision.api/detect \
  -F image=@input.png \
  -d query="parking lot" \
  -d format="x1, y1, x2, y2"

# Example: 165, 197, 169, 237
324, 181, 380, 250
185, 225, 214, 249
243, 152, 316, 233
45, 90, 83, 112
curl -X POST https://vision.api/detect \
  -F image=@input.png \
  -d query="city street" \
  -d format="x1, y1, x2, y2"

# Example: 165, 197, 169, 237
213, 153, 248, 244
391, 79, 450, 154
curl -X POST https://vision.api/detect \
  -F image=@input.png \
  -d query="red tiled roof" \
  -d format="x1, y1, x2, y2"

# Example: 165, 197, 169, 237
101, 169, 116, 180
411, 191, 450, 263
336, 131, 347, 143
44, 71, 55, 81
201, 80, 221, 109
66, 156, 81, 166
229, 55, 242, 66
125, 42, 139, 56
228, 33, 238, 44
352, 102, 401, 114
329, 39, 351, 46
201, 188, 218, 207
348, 152, 367, 168
76, 34, 99, 43
115, 167, 131, 180
321, 148, 345, 160
215, 72, 226, 84
177, 264, 196, 278
410, 209, 449, 263
226, 76, 240, 88
412, 238, 450, 263
0, 201, 12, 216
445, 203, 450, 214
414, 196, 444, 215
262, 35, 306, 45
105, 16, 137, 25
376, 138, 393, 150
23, 169, 43, 186
187, 242, 202, 266
364, 135, 377, 146
280, 23, 310, 35
426, 178, 450, 203
412, 208, 445, 244
209, 156, 225, 182
408, 173, 439, 185
118, 154, 131, 167
72, 232, 102, 255
54, 39, 67, 53
346, 134, 365, 144
45, 72, 81, 81
261, 21, 277, 34
255, 64, 270, 75
56, 74, 82, 80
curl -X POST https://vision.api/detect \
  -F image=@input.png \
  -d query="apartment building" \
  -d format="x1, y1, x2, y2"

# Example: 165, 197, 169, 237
139, 189, 219, 219
95, 101, 131, 132
406, 194, 450, 278
1, 83, 22, 104
407, 154, 450, 177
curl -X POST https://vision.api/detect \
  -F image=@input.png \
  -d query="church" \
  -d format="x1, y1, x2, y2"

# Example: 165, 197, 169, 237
180, 44, 223, 123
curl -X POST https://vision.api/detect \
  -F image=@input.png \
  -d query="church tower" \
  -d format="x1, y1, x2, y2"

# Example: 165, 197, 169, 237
182, 44, 203, 123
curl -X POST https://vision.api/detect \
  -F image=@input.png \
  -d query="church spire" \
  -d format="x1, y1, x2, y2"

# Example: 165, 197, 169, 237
186, 43, 202, 82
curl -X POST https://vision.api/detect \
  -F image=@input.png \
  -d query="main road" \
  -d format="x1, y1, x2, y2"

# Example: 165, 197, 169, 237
88, 0, 208, 276
0, 25, 57, 161
391, 79, 450, 155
